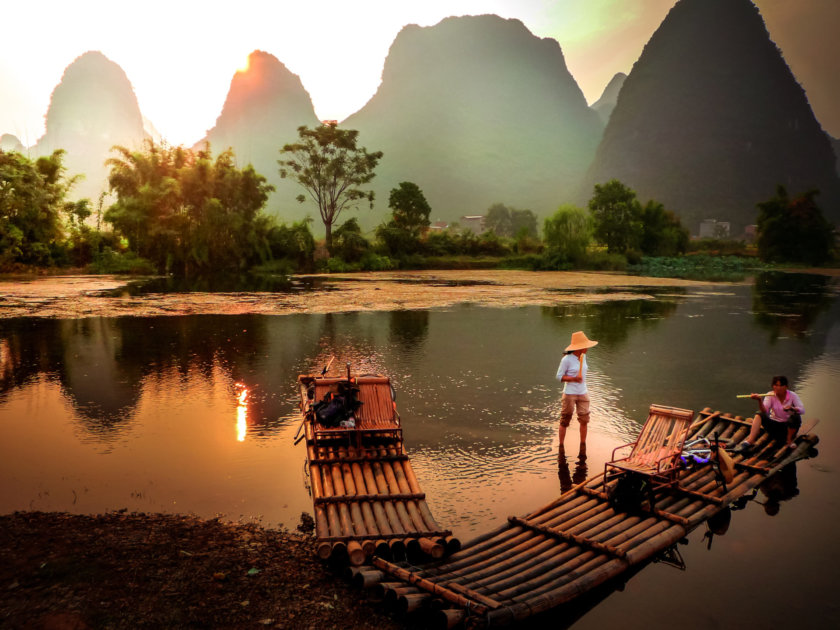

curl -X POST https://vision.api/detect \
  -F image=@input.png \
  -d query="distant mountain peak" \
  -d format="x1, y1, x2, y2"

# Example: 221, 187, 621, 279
32, 50, 147, 200
591, 72, 627, 125
586, 0, 840, 231
342, 13, 602, 226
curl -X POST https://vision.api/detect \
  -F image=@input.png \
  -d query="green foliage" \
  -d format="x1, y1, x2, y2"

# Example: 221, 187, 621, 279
266, 218, 316, 271
639, 200, 689, 256
688, 238, 753, 256
423, 230, 461, 257
376, 221, 421, 257
756, 186, 836, 265
484, 203, 538, 239
88, 247, 156, 274
629, 255, 761, 281
588, 180, 642, 254
105, 141, 275, 275
388, 182, 431, 236
279, 123, 383, 249
0, 149, 78, 267
330, 217, 370, 262
543, 204, 592, 262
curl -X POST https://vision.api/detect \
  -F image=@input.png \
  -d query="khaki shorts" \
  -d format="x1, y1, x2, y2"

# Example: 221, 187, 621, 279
560, 393, 590, 427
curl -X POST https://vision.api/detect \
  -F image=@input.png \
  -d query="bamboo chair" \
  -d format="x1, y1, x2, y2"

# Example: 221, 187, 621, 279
604, 405, 695, 492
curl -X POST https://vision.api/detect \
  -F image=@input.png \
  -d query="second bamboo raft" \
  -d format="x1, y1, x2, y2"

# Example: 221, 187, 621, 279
299, 372, 458, 566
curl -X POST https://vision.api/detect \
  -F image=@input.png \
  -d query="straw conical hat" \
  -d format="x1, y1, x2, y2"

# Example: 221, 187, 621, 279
565, 331, 598, 352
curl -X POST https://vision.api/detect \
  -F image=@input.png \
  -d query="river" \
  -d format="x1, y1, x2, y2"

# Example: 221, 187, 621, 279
0, 270, 837, 628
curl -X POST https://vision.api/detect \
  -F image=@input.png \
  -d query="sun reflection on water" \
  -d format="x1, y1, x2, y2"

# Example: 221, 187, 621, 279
235, 382, 248, 442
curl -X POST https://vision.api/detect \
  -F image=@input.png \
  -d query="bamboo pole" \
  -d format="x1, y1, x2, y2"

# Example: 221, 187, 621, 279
398, 592, 432, 614
330, 463, 367, 566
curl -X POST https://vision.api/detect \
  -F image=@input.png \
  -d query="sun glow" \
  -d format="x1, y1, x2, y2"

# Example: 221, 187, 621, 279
236, 55, 251, 74
235, 383, 249, 442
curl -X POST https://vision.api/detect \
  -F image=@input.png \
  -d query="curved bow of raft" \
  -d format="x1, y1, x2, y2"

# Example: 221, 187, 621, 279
297, 376, 819, 628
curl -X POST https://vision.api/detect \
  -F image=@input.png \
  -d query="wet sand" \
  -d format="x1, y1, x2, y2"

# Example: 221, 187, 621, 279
0, 270, 722, 319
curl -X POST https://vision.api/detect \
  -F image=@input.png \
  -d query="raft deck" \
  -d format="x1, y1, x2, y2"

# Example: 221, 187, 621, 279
298, 374, 457, 566
350, 406, 819, 628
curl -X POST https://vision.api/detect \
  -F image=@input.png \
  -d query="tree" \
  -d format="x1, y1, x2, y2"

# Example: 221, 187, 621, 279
756, 185, 835, 265
388, 182, 431, 237
0, 149, 78, 267
589, 180, 642, 254
106, 140, 274, 274
278, 123, 382, 250
485, 203, 513, 237
331, 217, 370, 263
639, 200, 689, 256
543, 204, 592, 262
485, 203, 537, 239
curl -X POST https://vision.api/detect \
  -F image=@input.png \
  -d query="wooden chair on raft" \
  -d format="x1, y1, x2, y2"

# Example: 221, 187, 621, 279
604, 404, 695, 494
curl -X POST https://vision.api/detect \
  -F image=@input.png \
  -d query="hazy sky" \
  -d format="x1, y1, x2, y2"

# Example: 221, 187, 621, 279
1, 0, 837, 146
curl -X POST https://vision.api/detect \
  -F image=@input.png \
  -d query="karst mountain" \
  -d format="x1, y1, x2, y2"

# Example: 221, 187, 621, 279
30, 51, 148, 203
584, 0, 840, 232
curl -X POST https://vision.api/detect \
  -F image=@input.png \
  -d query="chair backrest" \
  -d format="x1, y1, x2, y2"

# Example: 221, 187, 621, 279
354, 376, 398, 429
628, 405, 694, 469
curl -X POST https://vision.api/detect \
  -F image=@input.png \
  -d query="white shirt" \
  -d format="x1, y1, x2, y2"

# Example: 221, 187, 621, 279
557, 353, 588, 396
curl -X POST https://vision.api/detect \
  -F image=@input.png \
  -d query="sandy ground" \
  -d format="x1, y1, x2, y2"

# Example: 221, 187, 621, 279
0, 270, 722, 319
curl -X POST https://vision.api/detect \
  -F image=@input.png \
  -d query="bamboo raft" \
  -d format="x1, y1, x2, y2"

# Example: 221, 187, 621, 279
341, 406, 819, 628
298, 370, 458, 566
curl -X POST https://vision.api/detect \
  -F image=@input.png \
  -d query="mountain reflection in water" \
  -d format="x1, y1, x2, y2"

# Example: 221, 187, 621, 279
0, 272, 838, 628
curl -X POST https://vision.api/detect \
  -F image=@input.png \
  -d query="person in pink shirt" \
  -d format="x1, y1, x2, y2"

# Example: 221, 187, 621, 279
736, 375, 804, 452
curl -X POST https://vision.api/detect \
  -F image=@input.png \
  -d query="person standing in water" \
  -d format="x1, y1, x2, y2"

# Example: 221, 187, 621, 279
556, 331, 598, 452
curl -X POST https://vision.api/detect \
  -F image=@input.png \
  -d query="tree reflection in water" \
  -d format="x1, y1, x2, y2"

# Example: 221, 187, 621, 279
751, 271, 836, 341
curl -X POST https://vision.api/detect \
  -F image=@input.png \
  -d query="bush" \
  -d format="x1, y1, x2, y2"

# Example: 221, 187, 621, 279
89, 248, 157, 274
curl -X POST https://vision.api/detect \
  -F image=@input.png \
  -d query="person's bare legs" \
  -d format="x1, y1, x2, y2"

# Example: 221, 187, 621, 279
579, 421, 588, 446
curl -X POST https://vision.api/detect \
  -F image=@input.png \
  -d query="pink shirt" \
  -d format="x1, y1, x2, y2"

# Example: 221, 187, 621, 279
763, 390, 804, 422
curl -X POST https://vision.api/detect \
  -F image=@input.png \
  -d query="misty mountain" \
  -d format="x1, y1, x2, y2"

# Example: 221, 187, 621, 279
342, 15, 603, 228
31, 51, 148, 202
584, 0, 840, 234
591, 73, 626, 126
0, 134, 24, 153
199, 50, 320, 222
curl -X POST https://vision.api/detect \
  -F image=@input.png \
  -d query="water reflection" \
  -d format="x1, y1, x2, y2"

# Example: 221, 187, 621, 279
542, 297, 680, 349
389, 310, 429, 349
751, 272, 836, 341
557, 447, 589, 493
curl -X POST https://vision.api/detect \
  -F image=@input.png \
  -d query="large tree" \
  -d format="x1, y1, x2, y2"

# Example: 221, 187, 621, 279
589, 179, 643, 254
485, 203, 538, 239
0, 149, 78, 267
278, 123, 382, 250
388, 182, 431, 237
543, 204, 592, 262
756, 186, 835, 265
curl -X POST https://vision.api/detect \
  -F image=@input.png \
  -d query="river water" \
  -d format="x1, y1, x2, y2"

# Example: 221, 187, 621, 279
1, 271, 837, 628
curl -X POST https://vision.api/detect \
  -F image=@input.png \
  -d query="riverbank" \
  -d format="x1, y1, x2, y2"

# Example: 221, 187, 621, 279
0, 511, 405, 630
0, 269, 724, 319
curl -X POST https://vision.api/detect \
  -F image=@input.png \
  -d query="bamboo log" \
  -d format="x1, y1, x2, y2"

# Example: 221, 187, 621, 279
353, 569, 385, 589
398, 592, 432, 614
435, 609, 467, 629
330, 464, 367, 566
371, 581, 406, 600
384, 585, 423, 607
372, 557, 489, 616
